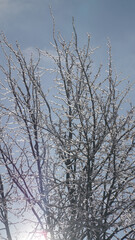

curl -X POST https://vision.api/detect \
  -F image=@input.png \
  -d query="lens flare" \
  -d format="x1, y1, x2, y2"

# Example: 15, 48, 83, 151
29, 231, 51, 240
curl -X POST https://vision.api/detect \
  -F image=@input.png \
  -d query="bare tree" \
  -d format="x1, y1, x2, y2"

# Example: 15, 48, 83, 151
0, 174, 12, 240
0, 20, 135, 240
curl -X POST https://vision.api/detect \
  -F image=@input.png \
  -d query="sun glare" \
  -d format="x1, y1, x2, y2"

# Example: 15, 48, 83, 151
28, 231, 51, 240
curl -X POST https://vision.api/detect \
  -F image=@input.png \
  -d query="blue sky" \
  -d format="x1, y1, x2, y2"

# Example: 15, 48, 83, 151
0, 0, 135, 84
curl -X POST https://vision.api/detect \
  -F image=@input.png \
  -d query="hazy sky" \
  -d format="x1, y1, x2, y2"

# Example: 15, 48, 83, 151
0, 1, 135, 239
0, 0, 135, 83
